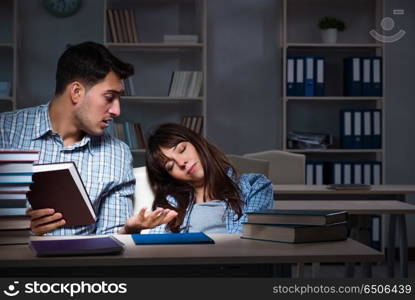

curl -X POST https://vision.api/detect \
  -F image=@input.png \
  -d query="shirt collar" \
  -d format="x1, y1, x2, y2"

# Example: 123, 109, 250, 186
31, 102, 95, 155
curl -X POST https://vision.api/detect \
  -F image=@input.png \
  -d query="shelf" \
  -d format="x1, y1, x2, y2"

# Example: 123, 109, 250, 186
122, 96, 203, 102
105, 43, 204, 50
286, 43, 384, 49
0, 43, 14, 48
288, 149, 383, 154
285, 97, 384, 101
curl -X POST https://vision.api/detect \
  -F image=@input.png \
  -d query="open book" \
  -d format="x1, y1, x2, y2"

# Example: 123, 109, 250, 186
27, 162, 96, 226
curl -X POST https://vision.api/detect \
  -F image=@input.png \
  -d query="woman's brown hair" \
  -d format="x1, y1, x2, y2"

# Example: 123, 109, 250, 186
145, 123, 244, 232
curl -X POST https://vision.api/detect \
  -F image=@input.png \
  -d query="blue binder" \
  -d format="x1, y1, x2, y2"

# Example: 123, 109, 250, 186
372, 109, 382, 148
343, 57, 362, 96
371, 57, 382, 96
295, 57, 305, 96
286, 56, 296, 96
332, 161, 343, 184
352, 110, 363, 149
340, 110, 354, 149
352, 162, 363, 184
305, 56, 315, 96
362, 57, 372, 96
362, 110, 372, 149
306, 162, 314, 185
314, 57, 325, 96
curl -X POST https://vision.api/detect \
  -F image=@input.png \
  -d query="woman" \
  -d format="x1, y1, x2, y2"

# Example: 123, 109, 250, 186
122, 123, 272, 234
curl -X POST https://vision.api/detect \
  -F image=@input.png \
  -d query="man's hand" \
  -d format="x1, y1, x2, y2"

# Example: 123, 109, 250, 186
120, 207, 178, 234
27, 208, 66, 235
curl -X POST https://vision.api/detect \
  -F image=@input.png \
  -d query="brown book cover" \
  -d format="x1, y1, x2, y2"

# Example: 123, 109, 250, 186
113, 10, 126, 43
128, 9, 139, 43
107, 9, 118, 43
123, 9, 134, 43
117, 9, 129, 43
27, 162, 96, 226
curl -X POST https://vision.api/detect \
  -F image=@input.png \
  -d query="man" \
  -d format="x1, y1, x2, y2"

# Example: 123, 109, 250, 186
0, 42, 176, 235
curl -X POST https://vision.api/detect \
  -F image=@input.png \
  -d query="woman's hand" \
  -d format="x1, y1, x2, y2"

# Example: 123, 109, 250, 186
119, 207, 178, 234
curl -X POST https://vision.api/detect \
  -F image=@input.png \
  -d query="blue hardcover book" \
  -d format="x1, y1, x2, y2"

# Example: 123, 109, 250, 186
295, 57, 305, 96
30, 236, 124, 257
361, 57, 372, 96
343, 57, 362, 96
314, 57, 325, 96
132, 232, 215, 245
340, 110, 354, 149
372, 109, 382, 148
371, 57, 382, 97
305, 56, 315, 96
286, 56, 296, 96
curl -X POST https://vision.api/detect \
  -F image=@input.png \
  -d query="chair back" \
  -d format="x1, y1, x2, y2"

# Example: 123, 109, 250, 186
244, 150, 305, 184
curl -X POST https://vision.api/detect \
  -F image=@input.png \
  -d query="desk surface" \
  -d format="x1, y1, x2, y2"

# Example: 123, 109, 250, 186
0, 234, 383, 268
274, 185, 415, 195
275, 200, 415, 214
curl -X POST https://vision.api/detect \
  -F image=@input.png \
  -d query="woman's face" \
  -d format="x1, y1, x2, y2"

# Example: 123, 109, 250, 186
160, 141, 204, 185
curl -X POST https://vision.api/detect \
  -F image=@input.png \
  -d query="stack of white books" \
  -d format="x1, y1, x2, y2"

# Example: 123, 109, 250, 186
168, 71, 203, 98
163, 34, 199, 44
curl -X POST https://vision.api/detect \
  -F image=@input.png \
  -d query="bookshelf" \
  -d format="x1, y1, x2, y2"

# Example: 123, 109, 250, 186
103, 0, 207, 166
282, 0, 385, 184
0, 0, 17, 113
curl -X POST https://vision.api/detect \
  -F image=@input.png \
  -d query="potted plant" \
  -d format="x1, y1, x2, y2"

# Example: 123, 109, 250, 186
318, 16, 346, 43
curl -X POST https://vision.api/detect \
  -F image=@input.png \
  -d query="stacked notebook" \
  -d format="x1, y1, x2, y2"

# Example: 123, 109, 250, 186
0, 150, 39, 245
242, 209, 348, 243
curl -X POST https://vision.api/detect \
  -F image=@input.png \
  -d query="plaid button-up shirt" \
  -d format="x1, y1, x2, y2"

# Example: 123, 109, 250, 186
0, 103, 135, 235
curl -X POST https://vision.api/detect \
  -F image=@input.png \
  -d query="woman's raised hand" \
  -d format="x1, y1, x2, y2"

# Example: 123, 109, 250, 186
119, 207, 178, 234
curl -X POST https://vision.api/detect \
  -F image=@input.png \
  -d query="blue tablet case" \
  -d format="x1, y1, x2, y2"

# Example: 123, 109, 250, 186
132, 232, 214, 245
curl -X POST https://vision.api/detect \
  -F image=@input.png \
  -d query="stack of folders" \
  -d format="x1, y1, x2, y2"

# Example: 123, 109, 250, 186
306, 161, 381, 185
168, 71, 203, 98
107, 122, 146, 149
340, 109, 381, 149
343, 57, 382, 97
286, 56, 325, 97
0, 150, 39, 245
242, 209, 348, 243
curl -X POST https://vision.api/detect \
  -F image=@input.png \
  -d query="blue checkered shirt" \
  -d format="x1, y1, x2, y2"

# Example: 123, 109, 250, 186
149, 173, 273, 234
0, 103, 135, 235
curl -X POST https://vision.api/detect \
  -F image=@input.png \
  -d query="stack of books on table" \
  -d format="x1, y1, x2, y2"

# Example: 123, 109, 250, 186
242, 209, 348, 243
0, 150, 39, 244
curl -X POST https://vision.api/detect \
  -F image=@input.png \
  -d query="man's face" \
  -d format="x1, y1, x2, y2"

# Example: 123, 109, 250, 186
74, 71, 123, 136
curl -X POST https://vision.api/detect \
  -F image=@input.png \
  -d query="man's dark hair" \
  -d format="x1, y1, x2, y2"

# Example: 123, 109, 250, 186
55, 41, 134, 95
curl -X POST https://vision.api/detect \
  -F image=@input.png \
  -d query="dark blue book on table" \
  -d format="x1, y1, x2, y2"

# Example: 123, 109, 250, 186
30, 236, 124, 257
132, 232, 214, 245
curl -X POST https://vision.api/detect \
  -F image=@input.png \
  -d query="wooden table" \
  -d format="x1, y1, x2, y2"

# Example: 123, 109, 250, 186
274, 185, 415, 277
0, 234, 383, 277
